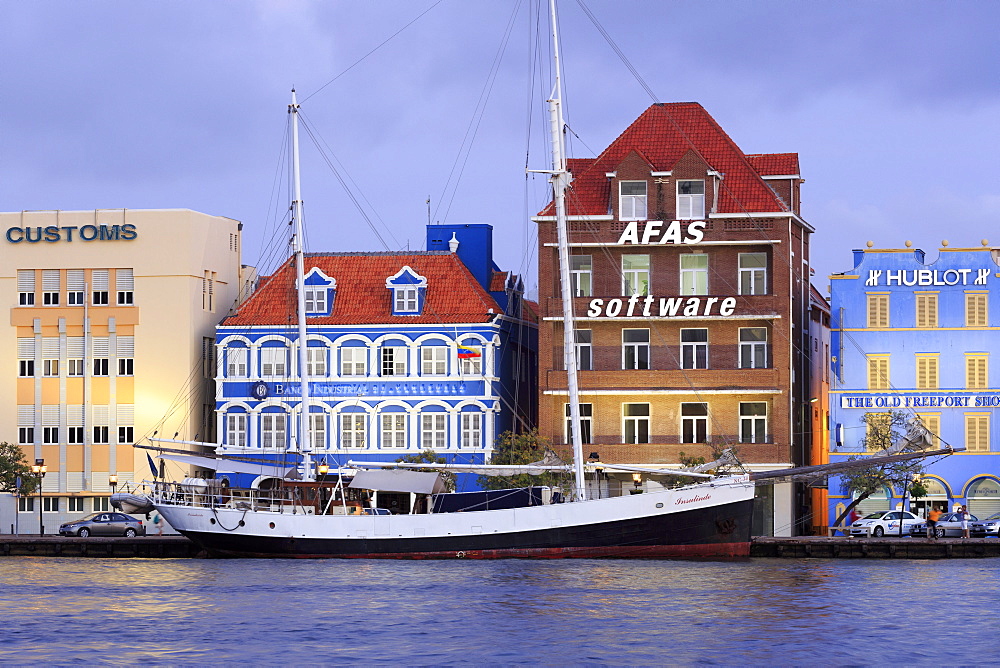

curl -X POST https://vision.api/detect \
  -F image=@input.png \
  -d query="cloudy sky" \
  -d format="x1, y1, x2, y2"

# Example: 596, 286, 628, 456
2, 1, 998, 296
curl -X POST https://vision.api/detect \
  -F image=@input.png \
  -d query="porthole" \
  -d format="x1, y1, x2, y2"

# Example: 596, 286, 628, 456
655, 503, 664, 508
209, 518, 216, 525
269, 522, 276, 529
238, 520, 245, 527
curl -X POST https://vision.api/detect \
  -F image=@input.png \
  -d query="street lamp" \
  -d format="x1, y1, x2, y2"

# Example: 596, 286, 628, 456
109, 473, 118, 495
31, 459, 46, 536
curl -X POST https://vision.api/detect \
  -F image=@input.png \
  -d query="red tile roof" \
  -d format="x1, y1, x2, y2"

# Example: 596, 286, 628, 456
490, 270, 510, 292
224, 252, 502, 326
746, 153, 800, 176
539, 103, 793, 216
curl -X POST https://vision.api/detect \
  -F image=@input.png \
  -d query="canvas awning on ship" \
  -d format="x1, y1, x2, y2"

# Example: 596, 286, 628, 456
348, 469, 448, 495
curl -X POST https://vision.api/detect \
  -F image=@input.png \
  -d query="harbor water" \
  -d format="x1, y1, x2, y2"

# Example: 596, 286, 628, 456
2, 557, 996, 665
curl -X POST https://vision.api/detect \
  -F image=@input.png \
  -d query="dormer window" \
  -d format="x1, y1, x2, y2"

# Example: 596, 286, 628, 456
619, 181, 647, 221
395, 287, 418, 312
303, 268, 336, 317
386, 266, 428, 316
677, 180, 705, 219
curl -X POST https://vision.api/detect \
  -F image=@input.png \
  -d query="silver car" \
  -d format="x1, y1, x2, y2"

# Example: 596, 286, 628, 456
58, 512, 146, 537
971, 512, 1000, 537
910, 512, 978, 538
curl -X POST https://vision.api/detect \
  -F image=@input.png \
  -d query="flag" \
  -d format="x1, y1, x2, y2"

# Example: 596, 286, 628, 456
147, 453, 159, 478
457, 345, 480, 359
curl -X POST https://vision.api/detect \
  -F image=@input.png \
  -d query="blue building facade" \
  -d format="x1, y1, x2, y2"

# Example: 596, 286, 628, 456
212, 224, 537, 489
828, 242, 1000, 520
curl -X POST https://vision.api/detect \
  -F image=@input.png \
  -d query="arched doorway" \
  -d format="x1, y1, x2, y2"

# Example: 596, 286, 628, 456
910, 477, 950, 518
967, 478, 1000, 517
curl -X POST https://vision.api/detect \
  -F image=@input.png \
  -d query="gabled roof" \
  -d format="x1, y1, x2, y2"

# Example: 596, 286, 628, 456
746, 153, 800, 177
223, 252, 501, 326
539, 103, 793, 216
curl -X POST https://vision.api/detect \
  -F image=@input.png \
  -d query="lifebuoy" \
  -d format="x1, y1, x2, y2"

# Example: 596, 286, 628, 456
456, 551, 466, 559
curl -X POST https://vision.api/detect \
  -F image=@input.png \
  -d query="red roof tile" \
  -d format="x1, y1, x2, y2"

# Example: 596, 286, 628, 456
746, 152, 800, 176
539, 103, 790, 217
490, 270, 510, 292
224, 252, 501, 326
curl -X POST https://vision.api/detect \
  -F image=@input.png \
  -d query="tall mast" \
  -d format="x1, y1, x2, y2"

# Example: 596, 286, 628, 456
289, 89, 314, 481
547, 0, 587, 501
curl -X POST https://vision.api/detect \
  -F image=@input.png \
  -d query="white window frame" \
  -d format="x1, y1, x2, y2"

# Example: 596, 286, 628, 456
565, 403, 593, 445
421, 414, 447, 450
93, 358, 109, 377
304, 287, 328, 314
306, 347, 327, 377
677, 180, 705, 219
681, 403, 708, 444
43, 359, 59, 377
680, 254, 708, 295
226, 413, 247, 448
93, 425, 109, 444
118, 426, 134, 444
623, 403, 650, 444
226, 348, 248, 378
19, 360, 34, 377
621, 254, 649, 296
570, 255, 593, 297
574, 330, 592, 371
395, 287, 419, 313
460, 346, 483, 375
421, 347, 448, 376
260, 347, 287, 378
118, 358, 134, 376
622, 329, 650, 370
739, 328, 769, 369
461, 413, 482, 449
739, 402, 768, 444
619, 181, 647, 221
261, 413, 287, 449
340, 347, 367, 377
67, 359, 84, 377
341, 414, 366, 448
680, 328, 708, 370
381, 346, 408, 376
308, 413, 326, 450
67, 426, 84, 444
381, 414, 407, 448
738, 253, 767, 295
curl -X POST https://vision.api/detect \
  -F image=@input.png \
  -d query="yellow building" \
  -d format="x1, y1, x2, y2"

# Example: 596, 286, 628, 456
1, 209, 246, 533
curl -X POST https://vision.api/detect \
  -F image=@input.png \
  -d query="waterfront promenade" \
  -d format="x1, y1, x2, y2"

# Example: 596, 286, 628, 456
2, 534, 999, 558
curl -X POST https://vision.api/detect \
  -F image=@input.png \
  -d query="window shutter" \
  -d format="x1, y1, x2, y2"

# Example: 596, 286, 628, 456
117, 336, 135, 357
42, 406, 59, 426
67, 269, 85, 291
42, 270, 60, 291
93, 406, 109, 426
92, 269, 109, 290
116, 268, 134, 291
18, 405, 35, 425
117, 404, 134, 425
17, 270, 35, 291
92, 337, 110, 357
67, 405, 84, 427
42, 337, 60, 357
67, 337, 84, 357
18, 338, 34, 359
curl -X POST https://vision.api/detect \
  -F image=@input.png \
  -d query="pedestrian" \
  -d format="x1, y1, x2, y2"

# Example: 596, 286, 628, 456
958, 505, 970, 539
152, 512, 163, 536
926, 506, 943, 539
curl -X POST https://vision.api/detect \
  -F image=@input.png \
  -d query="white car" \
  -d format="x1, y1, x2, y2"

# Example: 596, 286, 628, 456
849, 510, 922, 537
971, 512, 1000, 537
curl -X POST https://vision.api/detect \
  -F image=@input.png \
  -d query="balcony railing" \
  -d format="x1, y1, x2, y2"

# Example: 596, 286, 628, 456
550, 434, 775, 447
554, 344, 772, 371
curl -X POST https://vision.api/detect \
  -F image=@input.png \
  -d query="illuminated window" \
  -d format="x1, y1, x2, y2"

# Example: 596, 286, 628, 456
680, 254, 708, 295
621, 254, 649, 296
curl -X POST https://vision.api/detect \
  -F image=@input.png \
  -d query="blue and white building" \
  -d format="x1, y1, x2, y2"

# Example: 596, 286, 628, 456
828, 241, 1000, 520
212, 224, 537, 489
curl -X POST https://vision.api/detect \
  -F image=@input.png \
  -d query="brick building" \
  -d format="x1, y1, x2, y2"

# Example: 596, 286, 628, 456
533, 103, 815, 535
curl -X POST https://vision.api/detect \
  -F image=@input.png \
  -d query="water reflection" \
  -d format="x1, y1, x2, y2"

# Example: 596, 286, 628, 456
1, 557, 996, 664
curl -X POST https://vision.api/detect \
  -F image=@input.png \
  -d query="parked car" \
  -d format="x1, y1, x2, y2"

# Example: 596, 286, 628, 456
58, 512, 146, 537
971, 512, 1000, 537
909, 512, 979, 538
849, 510, 922, 537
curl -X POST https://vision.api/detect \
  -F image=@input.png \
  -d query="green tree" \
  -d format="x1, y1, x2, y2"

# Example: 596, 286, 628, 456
0, 442, 38, 495
476, 430, 569, 491
833, 411, 928, 527
396, 449, 456, 492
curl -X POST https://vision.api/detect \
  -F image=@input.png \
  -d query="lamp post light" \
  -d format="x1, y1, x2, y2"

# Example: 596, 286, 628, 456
109, 473, 118, 495
31, 459, 46, 536
317, 462, 330, 478
631, 472, 643, 495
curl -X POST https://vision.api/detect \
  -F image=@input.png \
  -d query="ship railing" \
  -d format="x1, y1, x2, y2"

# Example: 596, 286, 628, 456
150, 481, 308, 513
